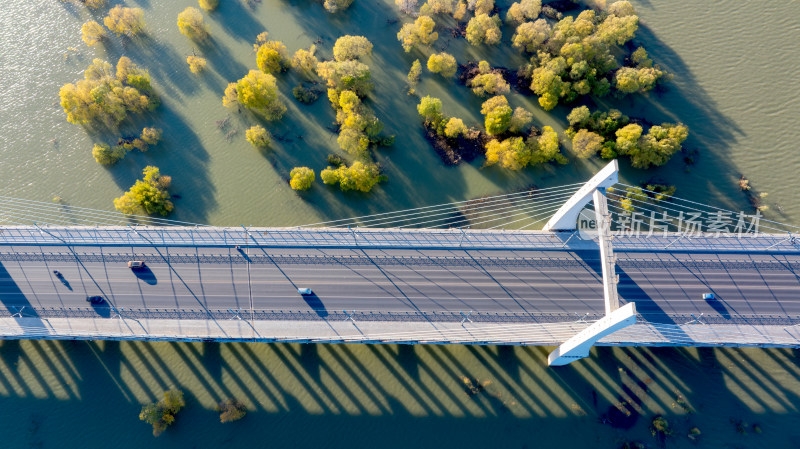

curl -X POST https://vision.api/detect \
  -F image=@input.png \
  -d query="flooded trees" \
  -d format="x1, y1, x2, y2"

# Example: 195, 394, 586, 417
480, 95, 512, 136
289, 167, 315, 191
114, 166, 174, 216
104, 6, 145, 37
216, 399, 247, 423
139, 389, 185, 437
397, 15, 438, 52
465, 14, 501, 45
59, 57, 157, 129
333, 35, 373, 61
292, 46, 319, 80
565, 105, 688, 168
511, 19, 550, 53
614, 47, 669, 94
506, 0, 541, 25
255, 33, 289, 74
245, 125, 271, 148
92, 144, 126, 165
198, 0, 219, 11
320, 161, 385, 192
80, 20, 107, 47
427, 52, 457, 78
223, 70, 286, 120
467, 61, 510, 96
322, 0, 355, 13
187, 55, 207, 74
177, 7, 209, 41
407, 59, 422, 94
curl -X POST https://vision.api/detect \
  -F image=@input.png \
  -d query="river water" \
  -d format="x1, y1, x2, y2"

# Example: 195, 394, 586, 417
1, 0, 799, 447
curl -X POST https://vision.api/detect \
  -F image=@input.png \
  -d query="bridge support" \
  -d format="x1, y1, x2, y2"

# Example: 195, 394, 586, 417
543, 160, 619, 231
548, 303, 636, 366
594, 188, 620, 314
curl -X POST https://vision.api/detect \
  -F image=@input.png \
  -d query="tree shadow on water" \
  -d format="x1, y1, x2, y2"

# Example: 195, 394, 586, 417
106, 103, 216, 225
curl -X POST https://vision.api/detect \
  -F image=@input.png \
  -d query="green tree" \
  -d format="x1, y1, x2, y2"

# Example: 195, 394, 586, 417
613, 66, 666, 94
571, 128, 603, 158
465, 14, 501, 45
289, 167, 315, 190
469, 0, 494, 15
397, 15, 438, 52
416, 95, 443, 125
407, 59, 422, 94
506, 0, 541, 25
177, 7, 209, 41
320, 161, 384, 192
81, 20, 107, 47
139, 389, 186, 437
530, 58, 570, 110
480, 95, 512, 135
114, 166, 174, 216
104, 6, 145, 37
198, 0, 219, 11
566, 105, 591, 128
256, 40, 288, 74
333, 35, 373, 61
528, 125, 567, 165
323, 0, 355, 13
245, 125, 271, 148
426, 52, 457, 78
226, 70, 286, 120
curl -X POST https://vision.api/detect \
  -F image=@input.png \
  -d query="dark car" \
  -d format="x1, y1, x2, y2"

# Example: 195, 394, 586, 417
86, 295, 105, 304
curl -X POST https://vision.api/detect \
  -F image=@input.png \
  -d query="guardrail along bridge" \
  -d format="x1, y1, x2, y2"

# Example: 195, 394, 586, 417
2, 161, 799, 366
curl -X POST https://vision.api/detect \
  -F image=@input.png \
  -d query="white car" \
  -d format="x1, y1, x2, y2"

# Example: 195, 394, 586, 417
297, 288, 313, 295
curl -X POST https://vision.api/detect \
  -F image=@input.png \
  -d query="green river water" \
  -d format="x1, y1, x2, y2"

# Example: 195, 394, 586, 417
1, 0, 799, 447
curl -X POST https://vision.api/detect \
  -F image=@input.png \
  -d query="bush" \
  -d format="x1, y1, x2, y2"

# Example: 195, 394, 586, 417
81, 20, 107, 47
104, 6, 145, 37
426, 52, 457, 78
216, 399, 247, 423
177, 7, 209, 41
289, 167, 315, 191
397, 15, 438, 52
114, 166, 174, 216
187, 55, 207, 74
139, 389, 186, 437
245, 125, 271, 148
292, 85, 320, 103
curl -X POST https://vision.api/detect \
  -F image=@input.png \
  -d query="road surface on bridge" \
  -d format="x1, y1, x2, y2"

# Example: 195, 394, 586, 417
0, 245, 798, 324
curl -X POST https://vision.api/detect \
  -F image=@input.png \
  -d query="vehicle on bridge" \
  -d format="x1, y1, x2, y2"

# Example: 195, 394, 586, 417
703, 293, 716, 300
127, 260, 145, 269
297, 288, 313, 295
86, 296, 104, 305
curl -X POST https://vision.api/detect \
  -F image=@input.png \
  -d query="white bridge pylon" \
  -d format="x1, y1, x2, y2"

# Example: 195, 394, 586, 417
543, 160, 619, 231
545, 160, 636, 366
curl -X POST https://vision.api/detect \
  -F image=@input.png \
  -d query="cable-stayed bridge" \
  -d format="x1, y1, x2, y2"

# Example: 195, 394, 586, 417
1, 161, 799, 366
